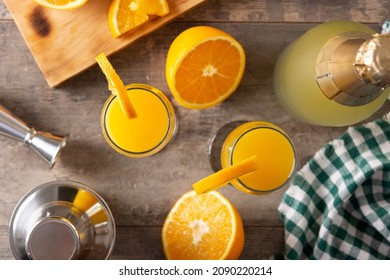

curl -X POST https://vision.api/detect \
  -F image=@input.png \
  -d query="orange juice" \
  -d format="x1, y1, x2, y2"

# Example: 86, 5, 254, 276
101, 84, 177, 158
220, 121, 296, 194
73, 189, 108, 225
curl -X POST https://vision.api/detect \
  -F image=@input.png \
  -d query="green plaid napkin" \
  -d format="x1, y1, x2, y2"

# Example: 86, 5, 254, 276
278, 114, 390, 259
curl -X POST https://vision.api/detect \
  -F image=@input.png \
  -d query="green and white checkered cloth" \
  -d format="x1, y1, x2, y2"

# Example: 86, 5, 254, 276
278, 114, 390, 259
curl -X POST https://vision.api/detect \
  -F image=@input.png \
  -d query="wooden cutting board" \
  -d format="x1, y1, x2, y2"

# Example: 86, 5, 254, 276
4, 0, 207, 87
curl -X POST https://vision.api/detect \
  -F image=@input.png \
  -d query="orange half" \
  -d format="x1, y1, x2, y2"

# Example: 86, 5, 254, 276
166, 26, 246, 109
162, 190, 245, 260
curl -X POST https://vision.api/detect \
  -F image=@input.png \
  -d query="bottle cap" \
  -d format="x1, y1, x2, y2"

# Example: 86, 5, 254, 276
355, 34, 390, 86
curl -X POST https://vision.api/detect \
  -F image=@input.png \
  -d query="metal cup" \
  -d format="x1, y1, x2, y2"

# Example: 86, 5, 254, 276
9, 180, 116, 260
0, 104, 68, 168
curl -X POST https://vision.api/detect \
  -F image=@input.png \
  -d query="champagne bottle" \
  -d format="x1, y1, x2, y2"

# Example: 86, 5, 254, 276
273, 20, 390, 127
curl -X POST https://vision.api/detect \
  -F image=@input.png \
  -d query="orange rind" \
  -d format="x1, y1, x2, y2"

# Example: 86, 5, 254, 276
95, 53, 137, 119
193, 155, 258, 194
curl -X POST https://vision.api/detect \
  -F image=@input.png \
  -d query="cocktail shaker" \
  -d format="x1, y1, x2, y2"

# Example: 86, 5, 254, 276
9, 180, 116, 260
0, 103, 68, 168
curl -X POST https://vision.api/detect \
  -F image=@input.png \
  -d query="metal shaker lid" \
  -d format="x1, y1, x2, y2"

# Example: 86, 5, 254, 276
26, 218, 80, 260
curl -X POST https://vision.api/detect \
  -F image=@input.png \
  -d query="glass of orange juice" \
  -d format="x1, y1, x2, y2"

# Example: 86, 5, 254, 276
101, 83, 177, 158
209, 121, 296, 195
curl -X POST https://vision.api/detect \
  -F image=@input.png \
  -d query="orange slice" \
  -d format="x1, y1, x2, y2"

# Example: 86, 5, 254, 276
139, 0, 169, 16
166, 26, 246, 109
162, 190, 244, 260
193, 156, 258, 194
32, 0, 89, 10
108, 0, 170, 38
95, 53, 137, 119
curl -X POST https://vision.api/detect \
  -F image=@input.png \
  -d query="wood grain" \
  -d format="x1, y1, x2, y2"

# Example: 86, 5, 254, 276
2, 0, 390, 24
179, 0, 390, 23
1, 0, 390, 260
3, 0, 207, 87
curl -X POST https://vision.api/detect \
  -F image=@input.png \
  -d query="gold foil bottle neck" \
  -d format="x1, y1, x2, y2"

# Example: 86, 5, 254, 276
316, 32, 390, 106
355, 33, 390, 86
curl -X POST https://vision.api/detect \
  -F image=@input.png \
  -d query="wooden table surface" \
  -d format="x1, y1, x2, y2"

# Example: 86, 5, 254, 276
1, 0, 389, 260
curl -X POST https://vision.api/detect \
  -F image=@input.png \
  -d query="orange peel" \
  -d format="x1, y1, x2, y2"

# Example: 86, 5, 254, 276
193, 155, 258, 194
95, 53, 137, 119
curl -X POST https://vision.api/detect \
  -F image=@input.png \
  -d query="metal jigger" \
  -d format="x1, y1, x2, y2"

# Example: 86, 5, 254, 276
0, 104, 69, 168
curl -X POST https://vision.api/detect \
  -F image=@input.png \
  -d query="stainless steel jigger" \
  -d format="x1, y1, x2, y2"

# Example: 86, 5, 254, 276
0, 104, 68, 168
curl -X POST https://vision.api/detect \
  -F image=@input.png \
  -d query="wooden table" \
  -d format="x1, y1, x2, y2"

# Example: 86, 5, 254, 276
0, 0, 389, 260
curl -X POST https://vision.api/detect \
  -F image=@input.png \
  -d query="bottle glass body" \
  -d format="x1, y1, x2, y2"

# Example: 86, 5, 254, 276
273, 20, 390, 127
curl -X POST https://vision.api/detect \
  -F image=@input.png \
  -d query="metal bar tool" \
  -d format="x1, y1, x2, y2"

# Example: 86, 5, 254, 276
0, 103, 68, 168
